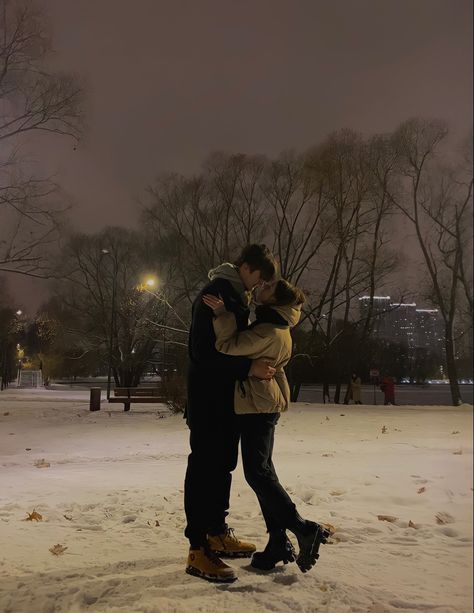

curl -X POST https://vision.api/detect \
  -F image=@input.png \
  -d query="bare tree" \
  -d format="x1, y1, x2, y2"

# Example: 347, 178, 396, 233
143, 152, 269, 303
391, 118, 473, 405
47, 228, 168, 387
0, 0, 83, 276
296, 131, 400, 401
261, 149, 332, 284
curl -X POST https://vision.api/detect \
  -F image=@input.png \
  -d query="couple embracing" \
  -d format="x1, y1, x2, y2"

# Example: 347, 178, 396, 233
184, 244, 329, 582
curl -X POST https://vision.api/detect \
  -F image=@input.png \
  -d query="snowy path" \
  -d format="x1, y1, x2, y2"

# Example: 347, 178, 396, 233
0, 391, 472, 612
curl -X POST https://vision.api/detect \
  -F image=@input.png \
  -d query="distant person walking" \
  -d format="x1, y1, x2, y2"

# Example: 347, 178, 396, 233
380, 375, 395, 405
349, 373, 362, 404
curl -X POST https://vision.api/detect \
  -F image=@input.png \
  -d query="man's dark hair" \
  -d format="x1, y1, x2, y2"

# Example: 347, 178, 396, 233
274, 279, 306, 306
234, 244, 277, 282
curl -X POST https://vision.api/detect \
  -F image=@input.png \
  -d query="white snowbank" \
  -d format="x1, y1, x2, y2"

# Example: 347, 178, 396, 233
0, 390, 472, 612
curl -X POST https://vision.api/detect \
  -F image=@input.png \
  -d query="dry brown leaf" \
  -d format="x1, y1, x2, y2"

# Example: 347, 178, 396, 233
452, 449, 463, 455
155, 520, 160, 527
377, 515, 398, 523
435, 512, 455, 525
381, 426, 387, 434
34, 459, 50, 469
63, 514, 73, 521
24, 510, 42, 522
49, 544, 68, 556
408, 520, 418, 529
417, 487, 426, 494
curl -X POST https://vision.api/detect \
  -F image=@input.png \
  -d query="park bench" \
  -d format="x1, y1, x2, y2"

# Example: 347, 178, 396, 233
89, 386, 166, 412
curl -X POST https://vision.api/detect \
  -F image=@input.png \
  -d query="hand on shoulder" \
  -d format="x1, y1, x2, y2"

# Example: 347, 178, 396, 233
202, 294, 226, 315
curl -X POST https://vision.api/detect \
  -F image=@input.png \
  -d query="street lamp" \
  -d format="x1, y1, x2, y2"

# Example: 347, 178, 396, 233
100, 249, 118, 400
138, 276, 168, 379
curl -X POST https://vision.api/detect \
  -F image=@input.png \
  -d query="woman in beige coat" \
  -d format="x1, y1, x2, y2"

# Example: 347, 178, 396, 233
203, 280, 330, 574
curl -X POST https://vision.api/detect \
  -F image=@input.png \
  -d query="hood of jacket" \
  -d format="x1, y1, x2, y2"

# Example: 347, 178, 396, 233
269, 303, 302, 328
208, 262, 250, 305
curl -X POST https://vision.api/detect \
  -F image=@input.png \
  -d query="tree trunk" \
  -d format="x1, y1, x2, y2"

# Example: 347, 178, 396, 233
445, 326, 462, 406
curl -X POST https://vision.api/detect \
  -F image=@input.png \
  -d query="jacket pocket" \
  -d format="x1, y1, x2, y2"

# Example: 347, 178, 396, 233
245, 378, 287, 413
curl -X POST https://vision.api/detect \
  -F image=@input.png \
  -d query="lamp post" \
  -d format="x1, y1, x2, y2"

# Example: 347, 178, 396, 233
100, 249, 118, 400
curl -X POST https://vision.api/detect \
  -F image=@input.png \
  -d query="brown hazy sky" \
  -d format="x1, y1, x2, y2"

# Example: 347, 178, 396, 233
8, 0, 474, 309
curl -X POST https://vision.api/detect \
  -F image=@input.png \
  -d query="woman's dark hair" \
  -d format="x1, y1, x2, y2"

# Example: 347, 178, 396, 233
234, 244, 277, 282
273, 279, 306, 306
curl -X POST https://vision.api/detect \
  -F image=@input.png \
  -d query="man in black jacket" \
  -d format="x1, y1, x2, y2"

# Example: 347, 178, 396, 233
184, 244, 277, 582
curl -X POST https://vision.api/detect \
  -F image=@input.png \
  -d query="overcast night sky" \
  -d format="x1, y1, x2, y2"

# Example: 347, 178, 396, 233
7, 0, 474, 309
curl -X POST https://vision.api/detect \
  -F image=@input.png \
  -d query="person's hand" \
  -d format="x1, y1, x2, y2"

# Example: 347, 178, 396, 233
202, 294, 226, 314
250, 359, 276, 380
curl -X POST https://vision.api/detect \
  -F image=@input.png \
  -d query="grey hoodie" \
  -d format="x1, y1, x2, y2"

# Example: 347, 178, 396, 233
208, 262, 251, 306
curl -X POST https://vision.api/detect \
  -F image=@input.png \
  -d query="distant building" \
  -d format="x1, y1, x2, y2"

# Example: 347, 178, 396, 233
358, 296, 443, 354
358, 296, 391, 338
415, 309, 444, 354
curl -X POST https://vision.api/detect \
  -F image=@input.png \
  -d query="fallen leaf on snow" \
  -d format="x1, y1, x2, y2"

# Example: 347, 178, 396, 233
381, 426, 387, 434
417, 487, 426, 494
34, 459, 50, 469
377, 515, 398, 523
24, 510, 42, 521
63, 515, 73, 521
49, 544, 68, 556
435, 512, 455, 525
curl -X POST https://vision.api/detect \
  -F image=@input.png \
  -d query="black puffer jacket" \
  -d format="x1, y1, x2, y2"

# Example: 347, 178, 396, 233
186, 277, 251, 426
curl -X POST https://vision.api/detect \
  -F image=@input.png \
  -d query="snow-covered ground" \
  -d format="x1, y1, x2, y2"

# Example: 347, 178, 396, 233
0, 389, 472, 613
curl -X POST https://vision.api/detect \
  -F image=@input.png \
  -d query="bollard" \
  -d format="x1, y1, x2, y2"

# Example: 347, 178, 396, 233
90, 387, 101, 411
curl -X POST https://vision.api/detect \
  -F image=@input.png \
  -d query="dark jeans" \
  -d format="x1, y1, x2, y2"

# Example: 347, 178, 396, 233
239, 412, 297, 532
184, 411, 240, 548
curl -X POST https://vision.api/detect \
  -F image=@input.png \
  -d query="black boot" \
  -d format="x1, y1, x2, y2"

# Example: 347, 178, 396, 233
251, 530, 296, 571
289, 514, 331, 573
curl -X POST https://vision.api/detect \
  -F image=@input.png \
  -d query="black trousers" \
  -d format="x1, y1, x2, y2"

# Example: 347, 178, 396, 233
239, 412, 297, 532
184, 410, 240, 547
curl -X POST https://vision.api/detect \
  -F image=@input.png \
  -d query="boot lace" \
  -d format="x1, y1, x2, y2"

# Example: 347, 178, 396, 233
224, 527, 240, 545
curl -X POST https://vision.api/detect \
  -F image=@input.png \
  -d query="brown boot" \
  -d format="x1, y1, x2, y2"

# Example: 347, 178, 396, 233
208, 527, 256, 558
186, 547, 237, 582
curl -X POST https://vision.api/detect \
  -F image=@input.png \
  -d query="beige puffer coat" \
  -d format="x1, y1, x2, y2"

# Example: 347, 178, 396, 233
213, 304, 301, 414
